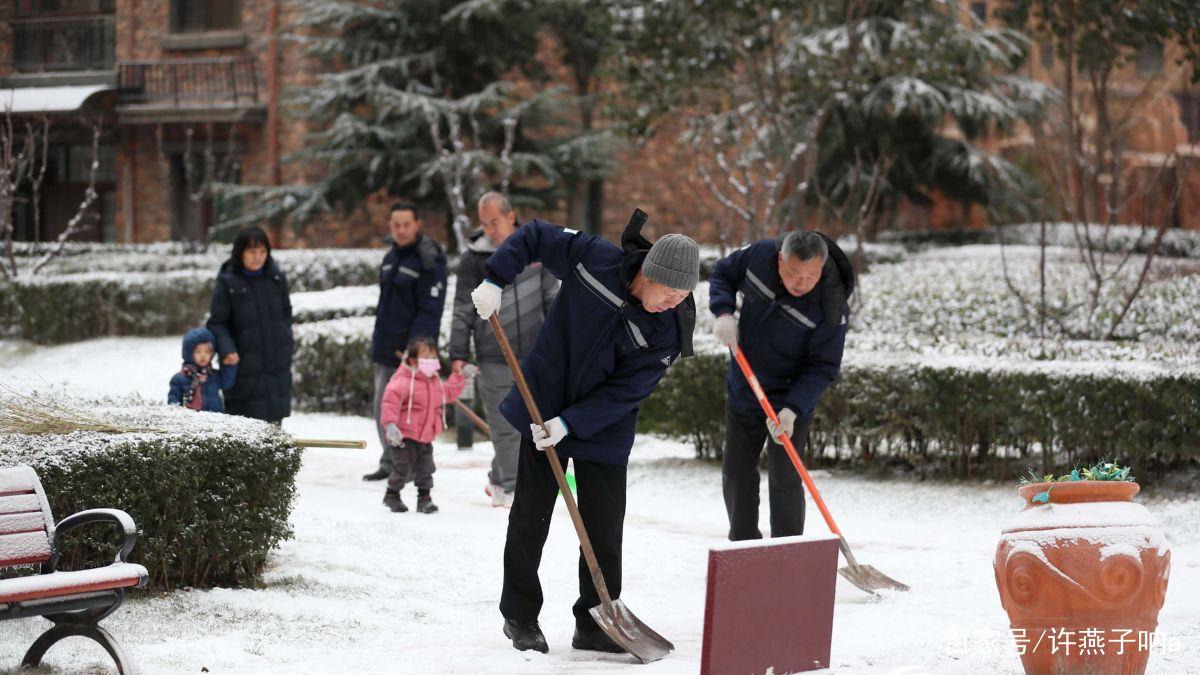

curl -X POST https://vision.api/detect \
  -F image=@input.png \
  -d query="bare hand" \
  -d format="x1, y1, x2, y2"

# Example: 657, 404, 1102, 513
223, 352, 240, 365
452, 360, 466, 375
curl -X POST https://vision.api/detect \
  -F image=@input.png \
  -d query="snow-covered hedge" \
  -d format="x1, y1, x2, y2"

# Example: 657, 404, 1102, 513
851, 246, 1200, 343
291, 285, 377, 324
292, 317, 375, 414
12, 242, 384, 287
0, 402, 302, 590
1, 249, 385, 344
877, 223, 1200, 259
3, 271, 214, 345
641, 353, 1200, 481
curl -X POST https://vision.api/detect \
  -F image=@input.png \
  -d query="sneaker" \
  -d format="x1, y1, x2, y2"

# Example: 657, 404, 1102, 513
416, 491, 438, 514
486, 483, 513, 508
363, 469, 389, 482
572, 625, 624, 653
383, 489, 407, 513
503, 618, 549, 653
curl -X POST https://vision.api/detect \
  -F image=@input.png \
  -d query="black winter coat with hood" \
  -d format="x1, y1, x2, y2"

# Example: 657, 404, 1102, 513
207, 258, 294, 422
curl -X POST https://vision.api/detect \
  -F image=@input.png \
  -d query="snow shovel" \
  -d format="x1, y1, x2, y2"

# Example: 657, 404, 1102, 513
731, 346, 910, 595
489, 315, 674, 664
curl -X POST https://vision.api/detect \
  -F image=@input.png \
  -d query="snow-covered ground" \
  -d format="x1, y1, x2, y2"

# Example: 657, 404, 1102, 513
2, 336, 1198, 674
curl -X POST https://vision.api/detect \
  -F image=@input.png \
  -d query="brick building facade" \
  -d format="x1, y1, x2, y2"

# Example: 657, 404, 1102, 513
2, 1, 1197, 251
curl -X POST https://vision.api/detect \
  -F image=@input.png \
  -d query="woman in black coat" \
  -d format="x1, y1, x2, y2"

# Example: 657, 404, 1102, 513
207, 227, 294, 423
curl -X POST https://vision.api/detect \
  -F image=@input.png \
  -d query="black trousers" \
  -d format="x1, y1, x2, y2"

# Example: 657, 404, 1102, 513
500, 437, 627, 630
722, 401, 809, 541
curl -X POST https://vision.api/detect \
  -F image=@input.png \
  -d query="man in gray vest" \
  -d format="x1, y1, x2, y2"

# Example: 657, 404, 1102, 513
449, 192, 559, 507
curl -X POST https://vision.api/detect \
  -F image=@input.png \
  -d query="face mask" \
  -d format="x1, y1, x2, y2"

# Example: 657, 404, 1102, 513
417, 358, 440, 377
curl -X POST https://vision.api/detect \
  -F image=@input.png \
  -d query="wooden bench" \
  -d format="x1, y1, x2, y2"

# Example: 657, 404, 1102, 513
0, 465, 149, 674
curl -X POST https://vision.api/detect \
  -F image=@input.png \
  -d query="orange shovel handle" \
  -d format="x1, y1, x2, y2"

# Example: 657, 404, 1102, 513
731, 346, 844, 539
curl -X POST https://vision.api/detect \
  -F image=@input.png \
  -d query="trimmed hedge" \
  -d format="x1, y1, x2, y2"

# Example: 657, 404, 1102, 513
291, 317, 1200, 482
641, 353, 1200, 482
6, 271, 213, 344
0, 403, 302, 589
1, 249, 385, 344
292, 317, 375, 415
877, 223, 1200, 258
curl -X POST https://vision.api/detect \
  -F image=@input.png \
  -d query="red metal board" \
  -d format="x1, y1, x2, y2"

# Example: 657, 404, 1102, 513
702, 534, 840, 675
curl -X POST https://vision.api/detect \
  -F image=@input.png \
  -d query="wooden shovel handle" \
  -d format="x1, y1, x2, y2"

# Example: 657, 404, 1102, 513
453, 399, 490, 437
294, 439, 367, 449
489, 314, 615, 606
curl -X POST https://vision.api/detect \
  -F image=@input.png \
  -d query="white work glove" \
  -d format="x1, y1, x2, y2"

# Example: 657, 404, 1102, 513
766, 408, 797, 443
472, 280, 503, 319
385, 423, 405, 447
531, 417, 569, 451
713, 314, 738, 347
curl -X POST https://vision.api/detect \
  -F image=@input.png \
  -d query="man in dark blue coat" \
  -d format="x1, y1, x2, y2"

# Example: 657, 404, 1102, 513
363, 202, 448, 482
709, 230, 854, 541
470, 213, 698, 655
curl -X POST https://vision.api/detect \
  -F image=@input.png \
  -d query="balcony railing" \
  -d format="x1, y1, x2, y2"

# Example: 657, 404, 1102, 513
12, 15, 116, 73
117, 57, 260, 106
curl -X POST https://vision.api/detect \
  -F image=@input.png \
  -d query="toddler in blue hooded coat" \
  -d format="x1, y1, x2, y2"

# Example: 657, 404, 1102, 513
168, 327, 238, 412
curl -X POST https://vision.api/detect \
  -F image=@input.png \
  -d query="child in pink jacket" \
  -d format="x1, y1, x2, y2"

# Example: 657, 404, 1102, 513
380, 337, 470, 514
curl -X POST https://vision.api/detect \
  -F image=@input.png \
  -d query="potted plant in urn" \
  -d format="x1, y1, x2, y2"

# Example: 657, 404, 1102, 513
994, 462, 1171, 675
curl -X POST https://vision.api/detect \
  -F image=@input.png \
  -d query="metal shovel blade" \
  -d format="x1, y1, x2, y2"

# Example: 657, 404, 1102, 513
589, 599, 675, 664
839, 563, 910, 594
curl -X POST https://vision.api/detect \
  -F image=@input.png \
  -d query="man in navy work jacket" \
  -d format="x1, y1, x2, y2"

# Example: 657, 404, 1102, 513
470, 212, 698, 655
709, 230, 854, 541
363, 202, 448, 482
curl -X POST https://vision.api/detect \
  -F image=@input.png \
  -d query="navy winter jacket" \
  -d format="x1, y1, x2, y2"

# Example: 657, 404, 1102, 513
485, 219, 695, 465
371, 235, 448, 367
207, 259, 293, 422
168, 327, 238, 413
709, 236, 854, 419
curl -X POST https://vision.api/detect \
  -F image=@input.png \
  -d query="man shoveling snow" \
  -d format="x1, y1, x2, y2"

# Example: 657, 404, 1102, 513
471, 214, 698, 655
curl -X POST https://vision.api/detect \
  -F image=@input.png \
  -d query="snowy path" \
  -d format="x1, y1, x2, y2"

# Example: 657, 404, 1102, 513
1, 337, 1198, 674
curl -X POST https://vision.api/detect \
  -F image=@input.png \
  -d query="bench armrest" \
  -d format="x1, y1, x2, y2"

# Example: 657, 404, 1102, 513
50, 509, 140, 569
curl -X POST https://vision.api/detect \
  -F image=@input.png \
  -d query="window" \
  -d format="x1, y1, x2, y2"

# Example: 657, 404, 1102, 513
169, 152, 241, 241
971, 2, 987, 21
11, 0, 115, 72
171, 0, 240, 33
14, 141, 116, 243
13, 0, 115, 17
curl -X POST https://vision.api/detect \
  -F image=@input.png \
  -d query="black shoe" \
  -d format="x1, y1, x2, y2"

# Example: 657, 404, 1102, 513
503, 618, 548, 653
383, 489, 407, 513
363, 469, 389, 481
416, 491, 438, 514
572, 625, 624, 653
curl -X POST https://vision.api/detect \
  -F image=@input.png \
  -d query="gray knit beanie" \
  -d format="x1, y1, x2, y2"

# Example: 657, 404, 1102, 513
642, 233, 699, 291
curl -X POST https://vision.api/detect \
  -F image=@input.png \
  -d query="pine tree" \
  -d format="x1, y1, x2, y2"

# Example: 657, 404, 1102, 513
218, 0, 603, 247
613, 0, 1053, 248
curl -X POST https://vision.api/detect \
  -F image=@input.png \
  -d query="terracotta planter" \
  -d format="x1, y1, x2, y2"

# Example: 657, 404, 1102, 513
994, 481, 1171, 675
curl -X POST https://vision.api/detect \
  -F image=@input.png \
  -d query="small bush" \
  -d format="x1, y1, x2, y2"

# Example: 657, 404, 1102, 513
0, 402, 302, 590
639, 354, 727, 458
292, 317, 375, 415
